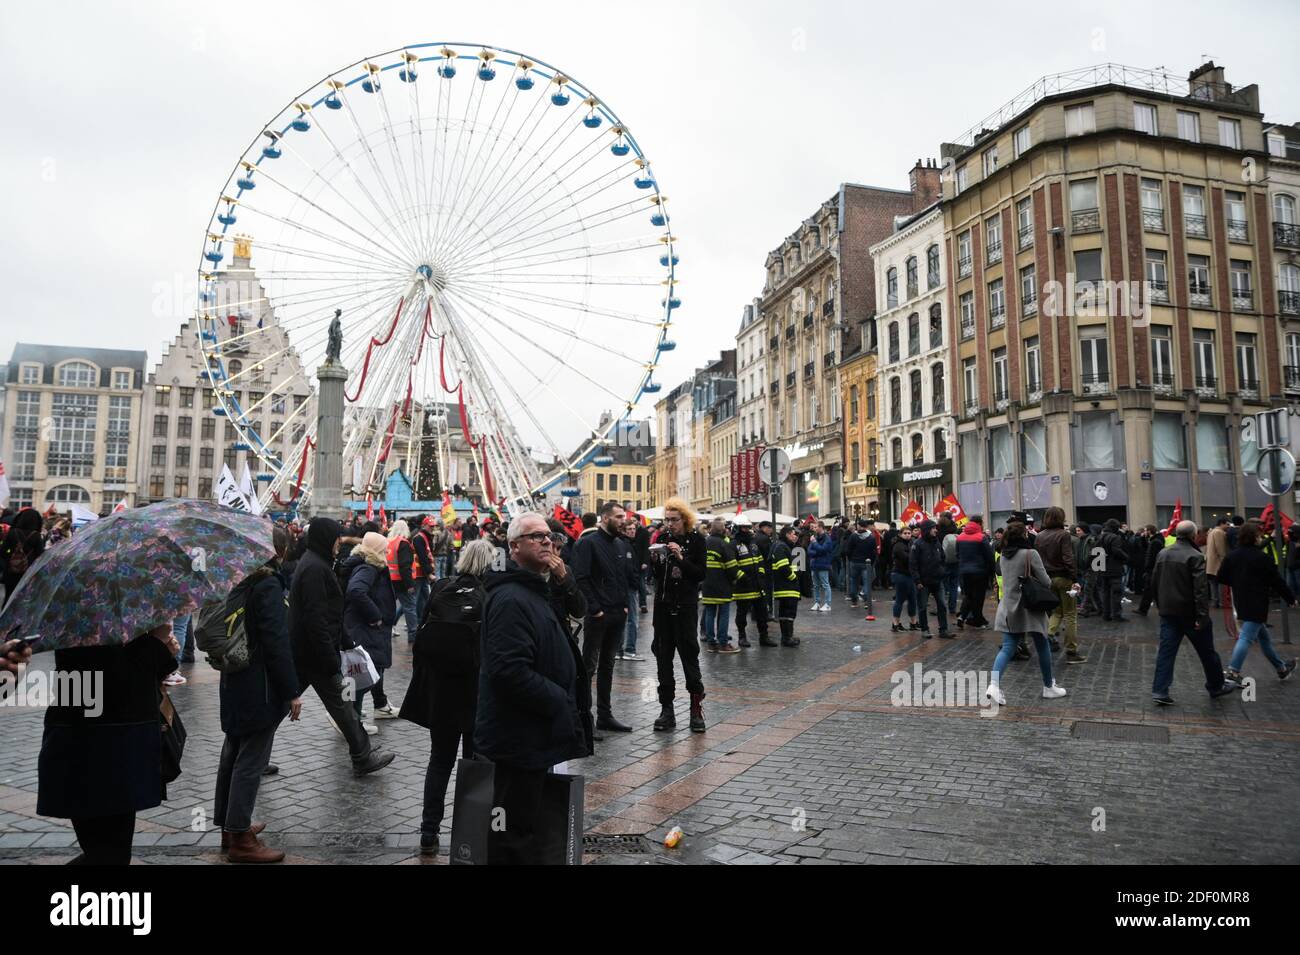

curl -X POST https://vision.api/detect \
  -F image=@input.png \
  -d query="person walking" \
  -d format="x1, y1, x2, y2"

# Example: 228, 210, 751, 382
1096, 519, 1129, 622
1035, 506, 1087, 663
343, 531, 399, 732
770, 524, 803, 647
730, 517, 770, 648
1286, 524, 1300, 598
411, 517, 438, 622
909, 520, 951, 638
890, 526, 919, 633
936, 512, 960, 615
844, 519, 878, 619
1205, 517, 1230, 608
573, 501, 635, 734
701, 517, 741, 652
955, 517, 994, 629
385, 519, 421, 642
807, 521, 834, 612
1148, 521, 1241, 706
649, 498, 709, 730
474, 516, 592, 865
983, 521, 1067, 706
289, 518, 395, 776
620, 521, 644, 659
403, 539, 495, 855
1216, 523, 1298, 685
214, 527, 302, 864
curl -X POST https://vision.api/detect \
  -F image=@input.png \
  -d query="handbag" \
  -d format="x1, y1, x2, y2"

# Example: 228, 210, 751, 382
1019, 572, 1060, 613
449, 758, 496, 865
340, 645, 379, 694
538, 772, 585, 866
160, 691, 187, 784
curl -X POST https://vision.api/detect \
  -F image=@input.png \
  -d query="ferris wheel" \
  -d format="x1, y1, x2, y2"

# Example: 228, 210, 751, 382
196, 43, 679, 514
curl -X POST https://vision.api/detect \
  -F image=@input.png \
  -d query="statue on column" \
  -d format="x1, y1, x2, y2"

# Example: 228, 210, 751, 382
326, 308, 343, 364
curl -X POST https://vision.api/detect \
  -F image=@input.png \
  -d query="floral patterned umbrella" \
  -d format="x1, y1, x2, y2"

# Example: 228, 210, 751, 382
0, 498, 274, 650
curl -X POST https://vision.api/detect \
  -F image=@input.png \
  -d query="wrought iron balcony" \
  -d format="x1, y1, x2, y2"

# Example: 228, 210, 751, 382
1071, 208, 1101, 233
769, 381, 779, 396
1017, 225, 1034, 249
785, 325, 795, 340
1027, 386, 1043, 404
1081, 373, 1111, 395
1147, 278, 1169, 303
803, 313, 814, 329
1022, 298, 1038, 317
1285, 365, 1300, 394
964, 399, 980, 417
823, 351, 835, 369
769, 335, 780, 350
960, 320, 975, 342
957, 257, 972, 278
1141, 208, 1165, 232
1152, 371, 1176, 395
1194, 374, 1218, 396
993, 388, 1010, 411
986, 243, 1003, 265
1275, 221, 1300, 249
1184, 213, 1208, 238
785, 372, 796, 387
1189, 287, 1212, 308
990, 307, 1006, 329
1226, 218, 1249, 243
1231, 290, 1254, 311
803, 362, 815, 380
1239, 378, 1260, 399
822, 301, 834, 317
1281, 290, 1300, 315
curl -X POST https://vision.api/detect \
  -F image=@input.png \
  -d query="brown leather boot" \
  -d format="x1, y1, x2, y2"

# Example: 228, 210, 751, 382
226, 830, 284, 864
221, 821, 266, 852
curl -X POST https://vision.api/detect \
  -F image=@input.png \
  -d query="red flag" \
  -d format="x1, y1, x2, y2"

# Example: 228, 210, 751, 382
735, 501, 743, 516
472, 501, 479, 521
935, 493, 968, 527
552, 503, 582, 541
379, 505, 388, 530
365, 494, 374, 522
1259, 503, 1294, 536
1164, 498, 1182, 536
111, 501, 127, 513
899, 501, 928, 527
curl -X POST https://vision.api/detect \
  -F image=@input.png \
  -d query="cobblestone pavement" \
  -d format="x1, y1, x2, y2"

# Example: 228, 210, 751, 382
3, 588, 1298, 865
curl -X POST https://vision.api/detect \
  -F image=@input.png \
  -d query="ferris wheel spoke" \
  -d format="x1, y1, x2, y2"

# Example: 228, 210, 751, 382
458, 243, 665, 279
373, 79, 434, 261
244, 237, 410, 276
450, 279, 664, 327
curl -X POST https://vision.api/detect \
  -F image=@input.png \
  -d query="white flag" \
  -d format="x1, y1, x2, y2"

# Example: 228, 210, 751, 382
216, 464, 251, 511
238, 462, 263, 516
0, 461, 9, 508
70, 504, 99, 527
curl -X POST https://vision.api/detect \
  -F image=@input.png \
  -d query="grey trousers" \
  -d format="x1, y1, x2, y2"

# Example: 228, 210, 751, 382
311, 673, 373, 760
214, 722, 279, 833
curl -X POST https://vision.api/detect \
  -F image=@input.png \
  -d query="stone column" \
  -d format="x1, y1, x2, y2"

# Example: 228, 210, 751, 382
311, 361, 349, 521
1042, 392, 1073, 512
1119, 387, 1155, 526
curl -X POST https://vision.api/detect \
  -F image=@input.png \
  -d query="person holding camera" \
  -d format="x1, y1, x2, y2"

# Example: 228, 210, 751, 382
649, 498, 708, 732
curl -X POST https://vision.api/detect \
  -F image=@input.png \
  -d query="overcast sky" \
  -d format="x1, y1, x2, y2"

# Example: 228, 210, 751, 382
3, 0, 1297, 408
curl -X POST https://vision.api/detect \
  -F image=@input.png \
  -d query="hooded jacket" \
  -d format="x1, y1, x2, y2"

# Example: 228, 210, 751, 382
908, 520, 945, 585
342, 549, 398, 669
474, 567, 592, 770
956, 522, 996, 578
289, 518, 346, 687
807, 531, 835, 571
219, 564, 299, 737
843, 529, 877, 563
1216, 543, 1296, 623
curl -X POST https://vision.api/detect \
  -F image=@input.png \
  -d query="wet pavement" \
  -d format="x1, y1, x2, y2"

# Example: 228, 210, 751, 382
3, 587, 1298, 864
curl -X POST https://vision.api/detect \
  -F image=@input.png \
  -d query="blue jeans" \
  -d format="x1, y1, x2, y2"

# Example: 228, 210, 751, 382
173, 615, 194, 663
848, 561, 874, 612
399, 587, 418, 640
1229, 620, 1286, 672
891, 573, 917, 620
414, 578, 431, 628
435, 555, 450, 579
701, 603, 732, 646
1153, 615, 1226, 696
830, 558, 844, 590
624, 589, 640, 653
943, 565, 960, 613
813, 569, 831, 606
916, 581, 949, 634
993, 632, 1053, 686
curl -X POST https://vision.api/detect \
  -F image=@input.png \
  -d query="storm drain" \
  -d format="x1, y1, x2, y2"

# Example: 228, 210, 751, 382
1070, 721, 1169, 744
582, 834, 653, 855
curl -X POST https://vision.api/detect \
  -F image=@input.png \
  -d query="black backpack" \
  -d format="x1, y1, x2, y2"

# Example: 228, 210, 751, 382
415, 574, 484, 675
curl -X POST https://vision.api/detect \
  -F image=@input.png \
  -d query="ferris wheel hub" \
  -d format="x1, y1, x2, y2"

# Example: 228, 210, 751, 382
416, 263, 449, 290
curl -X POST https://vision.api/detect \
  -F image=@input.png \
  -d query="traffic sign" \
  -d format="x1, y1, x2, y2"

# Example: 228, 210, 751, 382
1257, 447, 1296, 497
759, 447, 791, 486
1255, 409, 1290, 450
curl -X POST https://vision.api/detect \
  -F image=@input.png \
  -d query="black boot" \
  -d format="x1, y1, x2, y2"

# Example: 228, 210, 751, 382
689, 693, 706, 733
780, 620, 800, 647
653, 703, 676, 731
759, 630, 778, 647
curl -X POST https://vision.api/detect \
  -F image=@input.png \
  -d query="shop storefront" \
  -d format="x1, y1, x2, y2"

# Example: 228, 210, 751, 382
877, 461, 952, 524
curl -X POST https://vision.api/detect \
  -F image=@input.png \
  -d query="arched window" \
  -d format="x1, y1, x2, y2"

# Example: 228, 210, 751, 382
1281, 263, 1300, 293
1274, 193, 1297, 225
890, 376, 902, 425
891, 437, 903, 469
911, 432, 924, 465
228, 359, 243, 377
908, 313, 920, 356
886, 268, 898, 307
927, 245, 941, 288
906, 256, 918, 297
888, 323, 900, 363
45, 484, 90, 504
933, 428, 948, 461
932, 363, 946, 414
57, 361, 97, 388
909, 369, 923, 419
929, 303, 943, 348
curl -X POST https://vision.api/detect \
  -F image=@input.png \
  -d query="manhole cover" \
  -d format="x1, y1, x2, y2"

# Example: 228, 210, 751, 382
582, 834, 652, 855
1071, 721, 1169, 744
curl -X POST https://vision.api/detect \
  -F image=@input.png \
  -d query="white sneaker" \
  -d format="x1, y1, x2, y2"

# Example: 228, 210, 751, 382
985, 684, 1006, 705
623, 652, 640, 660
362, 721, 379, 735
1042, 682, 1067, 699
162, 672, 187, 686
372, 703, 399, 720
822, 604, 833, 613
810, 603, 821, 612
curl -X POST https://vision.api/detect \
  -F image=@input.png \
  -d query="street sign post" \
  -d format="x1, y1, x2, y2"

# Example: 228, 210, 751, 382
759, 447, 790, 616
1256, 446, 1295, 645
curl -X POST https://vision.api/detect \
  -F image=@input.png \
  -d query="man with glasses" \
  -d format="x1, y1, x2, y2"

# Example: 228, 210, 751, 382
475, 513, 592, 864
574, 501, 636, 734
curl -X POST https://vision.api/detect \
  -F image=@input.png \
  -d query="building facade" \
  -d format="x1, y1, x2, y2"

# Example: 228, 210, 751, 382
1263, 121, 1300, 399
947, 61, 1287, 529
708, 389, 739, 510
871, 203, 953, 519
762, 172, 940, 517
3, 343, 147, 513
838, 319, 881, 520
734, 299, 769, 507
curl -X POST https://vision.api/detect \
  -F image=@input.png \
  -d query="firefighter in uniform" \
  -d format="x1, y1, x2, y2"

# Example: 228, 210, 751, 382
770, 524, 803, 647
731, 517, 770, 648
701, 517, 743, 652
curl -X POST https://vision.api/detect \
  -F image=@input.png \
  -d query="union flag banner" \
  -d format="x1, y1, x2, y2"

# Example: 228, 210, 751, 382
552, 503, 583, 541
1259, 503, 1294, 536
440, 490, 456, 524
899, 500, 928, 527
1164, 498, 1182, 537
935, 493, 968, 527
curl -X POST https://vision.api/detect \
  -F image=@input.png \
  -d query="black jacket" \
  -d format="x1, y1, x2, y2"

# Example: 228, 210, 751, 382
219, 565, 300, 737
404, 572, 485, 733
474, 568, 592, 770
1097, 530, 1129, 577
649, 529, 707, 609
411, 530, 436, 581
843, 530, 877, 563
1150, 539, 1210, 620
891, 538, 911, 575
343, 554, 397, 669
1217, 545, 1296, 623
909, 523, 944, 585
574, 525, 634, 614
289, 522, 346, 688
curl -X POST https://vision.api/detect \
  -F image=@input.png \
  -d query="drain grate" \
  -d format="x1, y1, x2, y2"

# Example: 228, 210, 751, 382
582, 834, 652, 855
1071, 721, 1169, 744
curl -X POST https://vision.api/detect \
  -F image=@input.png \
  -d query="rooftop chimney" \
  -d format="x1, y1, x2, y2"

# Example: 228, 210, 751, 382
909, 158, 942, 212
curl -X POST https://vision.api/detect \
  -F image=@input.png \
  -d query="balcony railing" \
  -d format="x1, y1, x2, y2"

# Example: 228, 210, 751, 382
1147, 278, 1169, 303
785, 372, 796, 387
1071, 208, 1101, 233
1281, 290, 1300, 315
769, 381, 779, 396
769, 335, 779, 350
1081, 373, 1111, 395
1231, 290, 1254, 311
785, 326, 795, 340
1152, 371, 1176, 395
964, 399, 980, 417
803, 362, 815, 380
1226, 219, 1249, 243
1239, 378, 1260, 399
960, 320, 975, 341
957, 257, 972, 278
1194, 374, 1218, 396
803, 313, 814, 329
1023, 298, 1038, 317
907, 282, 919, 299
987, 243, 1003, 265
1188, 283, 1212, 307
1275, 221, 1300, 249
990, 307, 1006, 329
1142, 208, 1165, 232
1285, 365, 1300, 394
993, 388, 1010, 411
823, 351, 835, 369
1017, 225, 1034, 250
1184, 213, 1208, 237
1027, 385, 1043, 403
822, 301, 834, 318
